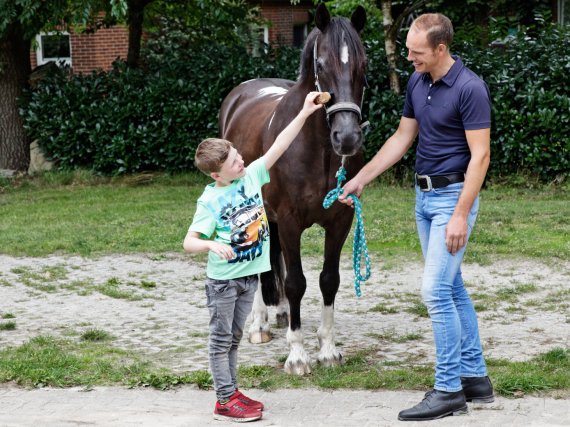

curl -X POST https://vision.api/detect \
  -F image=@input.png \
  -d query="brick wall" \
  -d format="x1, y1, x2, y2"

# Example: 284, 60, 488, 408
29, 3, 310, 74
259, 5, 311, 46
30, 25, 129, 74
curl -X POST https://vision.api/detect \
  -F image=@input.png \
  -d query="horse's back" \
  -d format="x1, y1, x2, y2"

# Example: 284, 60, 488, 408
219, 78, 294, 163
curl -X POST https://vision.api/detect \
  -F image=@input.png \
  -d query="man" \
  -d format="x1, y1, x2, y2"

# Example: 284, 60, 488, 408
339, 13, 494, 421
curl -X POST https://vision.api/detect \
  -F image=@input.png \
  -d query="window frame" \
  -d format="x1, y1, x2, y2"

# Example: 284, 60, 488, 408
35, 32, 72, 67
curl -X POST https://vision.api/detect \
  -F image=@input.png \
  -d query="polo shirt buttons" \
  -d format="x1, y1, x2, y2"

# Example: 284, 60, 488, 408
427, 96, 431, 100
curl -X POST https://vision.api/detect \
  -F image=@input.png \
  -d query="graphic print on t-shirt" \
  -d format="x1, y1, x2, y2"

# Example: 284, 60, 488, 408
208, 184, 269, 264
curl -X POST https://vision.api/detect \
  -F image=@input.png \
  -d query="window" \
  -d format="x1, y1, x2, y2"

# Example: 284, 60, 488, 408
36, 32, 72, 66
293, 23, 308, 48
250, 25, 269, 56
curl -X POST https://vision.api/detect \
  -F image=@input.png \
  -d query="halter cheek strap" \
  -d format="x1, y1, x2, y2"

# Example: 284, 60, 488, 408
313, 36, 369, 129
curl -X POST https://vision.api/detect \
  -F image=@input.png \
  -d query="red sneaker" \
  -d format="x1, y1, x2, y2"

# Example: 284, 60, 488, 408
213, 396, 262, 422
234, 389, 264, 411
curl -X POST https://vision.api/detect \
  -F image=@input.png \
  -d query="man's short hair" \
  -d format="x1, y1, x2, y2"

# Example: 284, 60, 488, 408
194, 138, 233, 174
412, 13, 454, 50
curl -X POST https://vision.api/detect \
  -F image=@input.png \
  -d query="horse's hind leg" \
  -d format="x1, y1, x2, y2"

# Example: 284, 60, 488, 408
317, 226, 349, 367
248, 222, 288, 343
248, 283, 271, 343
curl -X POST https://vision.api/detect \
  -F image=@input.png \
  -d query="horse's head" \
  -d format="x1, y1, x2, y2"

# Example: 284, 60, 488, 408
302, 4, 367, 157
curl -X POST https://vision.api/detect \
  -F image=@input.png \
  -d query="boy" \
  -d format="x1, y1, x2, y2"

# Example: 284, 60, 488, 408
183, 91, 323, 422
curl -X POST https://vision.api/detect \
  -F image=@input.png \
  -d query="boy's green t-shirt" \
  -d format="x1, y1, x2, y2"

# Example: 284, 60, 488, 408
189, 158, 271, 280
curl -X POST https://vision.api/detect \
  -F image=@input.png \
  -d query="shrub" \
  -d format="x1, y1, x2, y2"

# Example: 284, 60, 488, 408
458, 24, 570, 181
20, 22, 569, 181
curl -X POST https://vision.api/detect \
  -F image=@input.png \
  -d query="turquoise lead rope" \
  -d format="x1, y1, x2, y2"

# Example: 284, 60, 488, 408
322, 165, 371, 297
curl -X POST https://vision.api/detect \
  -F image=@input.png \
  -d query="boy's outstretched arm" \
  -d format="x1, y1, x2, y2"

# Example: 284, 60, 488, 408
262, 91, 324, 170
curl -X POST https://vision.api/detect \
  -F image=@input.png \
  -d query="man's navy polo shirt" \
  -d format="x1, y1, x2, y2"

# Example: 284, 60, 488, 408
402, 56, 491, 176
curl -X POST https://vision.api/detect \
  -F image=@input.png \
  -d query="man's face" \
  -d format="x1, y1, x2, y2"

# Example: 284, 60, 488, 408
405, 27, 439, 74
213, 147, 245, 184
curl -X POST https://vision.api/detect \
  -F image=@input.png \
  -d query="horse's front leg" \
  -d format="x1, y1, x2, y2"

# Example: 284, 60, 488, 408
317, 222, 351, 367
279, 224, 311, 375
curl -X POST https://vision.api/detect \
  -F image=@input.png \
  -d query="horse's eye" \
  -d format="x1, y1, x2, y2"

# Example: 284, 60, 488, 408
316, 60, 324, 72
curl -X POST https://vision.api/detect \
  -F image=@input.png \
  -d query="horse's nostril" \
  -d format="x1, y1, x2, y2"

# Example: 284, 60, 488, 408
332, 130, 340, 142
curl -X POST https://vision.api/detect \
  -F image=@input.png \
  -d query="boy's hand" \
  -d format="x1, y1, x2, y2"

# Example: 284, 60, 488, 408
208, 241, 236, 260
300, 91, 325, 118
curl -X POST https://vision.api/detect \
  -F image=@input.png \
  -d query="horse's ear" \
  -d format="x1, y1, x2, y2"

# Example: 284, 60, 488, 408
351, 5, 367, 33
315, 3, 331, 32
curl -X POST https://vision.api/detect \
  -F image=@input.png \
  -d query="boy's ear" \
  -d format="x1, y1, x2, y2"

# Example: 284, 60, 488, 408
210, 171, 220, 181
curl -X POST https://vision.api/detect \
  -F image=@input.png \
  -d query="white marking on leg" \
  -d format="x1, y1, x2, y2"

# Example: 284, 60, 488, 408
284, 327, 311, 375
248, 282, 271, 344
317, 304, 343, 366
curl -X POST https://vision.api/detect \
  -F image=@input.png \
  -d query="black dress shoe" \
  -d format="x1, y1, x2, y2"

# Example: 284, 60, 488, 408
461, 376, 495, 403
398, 389, 468, 421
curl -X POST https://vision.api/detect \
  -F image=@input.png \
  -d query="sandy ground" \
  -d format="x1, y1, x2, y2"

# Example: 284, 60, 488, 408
1, 253, 568, 373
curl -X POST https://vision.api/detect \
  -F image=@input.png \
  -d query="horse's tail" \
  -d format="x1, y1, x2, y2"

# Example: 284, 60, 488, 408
260, 221, 285, 306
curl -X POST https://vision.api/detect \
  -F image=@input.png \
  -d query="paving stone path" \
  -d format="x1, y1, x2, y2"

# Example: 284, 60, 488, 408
1, 254, 568, 373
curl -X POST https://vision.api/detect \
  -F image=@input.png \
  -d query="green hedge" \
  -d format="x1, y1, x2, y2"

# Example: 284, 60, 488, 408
22, 42, 299, 174
21, 24, 569, 180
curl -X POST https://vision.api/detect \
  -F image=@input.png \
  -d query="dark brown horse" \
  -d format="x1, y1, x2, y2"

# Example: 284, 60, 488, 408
219, 4, 367, 375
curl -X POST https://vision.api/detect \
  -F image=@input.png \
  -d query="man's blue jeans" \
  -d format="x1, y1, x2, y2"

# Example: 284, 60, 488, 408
205, 274, 257, 401
415, 182, 487, 392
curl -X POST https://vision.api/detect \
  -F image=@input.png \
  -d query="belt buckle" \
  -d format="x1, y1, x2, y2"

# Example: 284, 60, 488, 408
416, 174, 432, 192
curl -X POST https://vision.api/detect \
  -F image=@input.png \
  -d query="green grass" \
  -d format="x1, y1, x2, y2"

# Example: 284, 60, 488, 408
0, 322, 16, 331
0, 172, 568, 262
0, 337, 568, 396
80, 329, 113, 342
232, 348, 570, 397
0, 336, 200, 389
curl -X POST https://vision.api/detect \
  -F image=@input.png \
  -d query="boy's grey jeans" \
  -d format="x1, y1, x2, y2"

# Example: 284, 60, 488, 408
205, 274, 258, 402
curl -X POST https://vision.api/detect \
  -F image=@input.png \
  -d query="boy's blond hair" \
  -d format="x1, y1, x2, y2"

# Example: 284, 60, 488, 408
194, 138, 233, 174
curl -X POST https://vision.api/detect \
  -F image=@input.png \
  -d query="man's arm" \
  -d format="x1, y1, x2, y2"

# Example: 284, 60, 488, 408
339, 116, 419, 204
262, 92, 323, 170
445, 128, 490, 254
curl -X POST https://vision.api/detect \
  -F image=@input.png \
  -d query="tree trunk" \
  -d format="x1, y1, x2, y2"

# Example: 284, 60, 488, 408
0, 23, 31, 172
380, 0, 401, 94
126, 0, 151, 68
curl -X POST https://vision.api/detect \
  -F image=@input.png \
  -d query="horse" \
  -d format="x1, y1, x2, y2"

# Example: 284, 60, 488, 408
219, 3, 368, 375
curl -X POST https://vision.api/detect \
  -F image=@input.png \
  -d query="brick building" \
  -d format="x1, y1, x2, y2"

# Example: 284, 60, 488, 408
252, 0, 312, 47
31, 25, 129, 74
30, 1, 312, 75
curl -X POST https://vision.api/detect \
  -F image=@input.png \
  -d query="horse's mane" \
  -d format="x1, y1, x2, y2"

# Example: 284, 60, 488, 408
298, 17, 367, 82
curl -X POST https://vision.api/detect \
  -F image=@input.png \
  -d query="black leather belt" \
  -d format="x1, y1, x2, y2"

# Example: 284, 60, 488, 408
415, 173, 465, 191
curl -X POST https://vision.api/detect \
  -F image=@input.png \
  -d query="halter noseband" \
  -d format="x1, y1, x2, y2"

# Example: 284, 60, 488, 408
313, 36, 369, 129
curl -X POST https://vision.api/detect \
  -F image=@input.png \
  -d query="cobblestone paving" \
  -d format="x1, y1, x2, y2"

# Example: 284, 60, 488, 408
1, 254, 569, 373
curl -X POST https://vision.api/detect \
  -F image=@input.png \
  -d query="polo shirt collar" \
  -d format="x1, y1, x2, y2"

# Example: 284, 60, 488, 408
421, 55, 463, 87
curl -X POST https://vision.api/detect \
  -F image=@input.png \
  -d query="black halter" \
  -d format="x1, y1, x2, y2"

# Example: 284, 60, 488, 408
313, 36, 370, 130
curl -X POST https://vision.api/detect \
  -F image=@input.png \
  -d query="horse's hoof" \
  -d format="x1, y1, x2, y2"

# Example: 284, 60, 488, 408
249, 331, 272, 344
318, 352, 343, 367
275, 312, 288, 328
284, 359, 312, 376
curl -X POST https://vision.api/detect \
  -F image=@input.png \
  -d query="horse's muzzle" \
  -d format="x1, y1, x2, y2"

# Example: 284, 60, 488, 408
331, 124, 363, 156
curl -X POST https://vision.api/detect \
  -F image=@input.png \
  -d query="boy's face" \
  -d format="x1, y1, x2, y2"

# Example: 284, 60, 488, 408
211, 147, 245, 186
